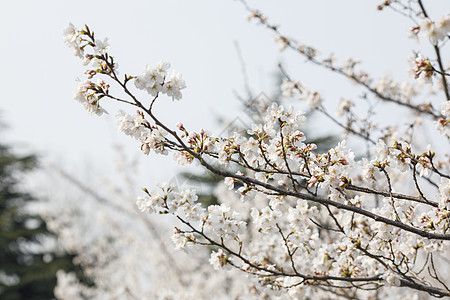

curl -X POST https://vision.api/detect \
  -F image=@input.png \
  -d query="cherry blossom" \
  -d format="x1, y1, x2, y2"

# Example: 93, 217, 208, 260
61, 2, 450, 297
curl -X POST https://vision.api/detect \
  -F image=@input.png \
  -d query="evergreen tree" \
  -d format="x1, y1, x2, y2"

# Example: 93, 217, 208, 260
0, 127, 79, 299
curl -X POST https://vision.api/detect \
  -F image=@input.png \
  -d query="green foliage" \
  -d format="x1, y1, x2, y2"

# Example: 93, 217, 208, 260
0, 133, 81, 299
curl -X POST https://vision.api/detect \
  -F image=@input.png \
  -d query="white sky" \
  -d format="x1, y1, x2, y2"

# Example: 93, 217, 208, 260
1, 0, 448, 187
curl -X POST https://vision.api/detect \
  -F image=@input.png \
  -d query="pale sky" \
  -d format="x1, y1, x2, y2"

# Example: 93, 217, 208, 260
1, 0, 448, 187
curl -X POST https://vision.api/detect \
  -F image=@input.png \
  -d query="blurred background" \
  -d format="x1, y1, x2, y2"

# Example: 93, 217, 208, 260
0, 0, 448, 298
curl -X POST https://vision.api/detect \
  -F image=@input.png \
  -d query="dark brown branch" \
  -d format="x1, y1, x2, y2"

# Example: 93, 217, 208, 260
417, 0, 450, 101
245, 2, 443, 118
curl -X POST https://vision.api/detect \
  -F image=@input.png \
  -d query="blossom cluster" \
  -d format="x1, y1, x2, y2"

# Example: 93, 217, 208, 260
73, 79, 108, 116
62, 23, 85, 58
137, 184, 246, 249
116, 110, 169, 155
63, 3, 450, 296
209, 249, 231, 271
63, 23, 186, 119
121, 92, 448, 296
115, 92, 449, 296
134, 62, 186, 100
408, 54, 434, 83
419, 15, 450, 45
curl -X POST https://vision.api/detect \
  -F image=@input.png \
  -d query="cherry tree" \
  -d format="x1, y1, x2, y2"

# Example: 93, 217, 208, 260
60, 1, 450, 298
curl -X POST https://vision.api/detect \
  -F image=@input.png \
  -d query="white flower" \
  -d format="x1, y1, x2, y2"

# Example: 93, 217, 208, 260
173, 151, 194, 165
141, 128, 169, 155
438, 179, 450, 210
224, 177, 235, 190
436, 118, 450, 137
251, 206, 282, 233
436, 15, 450, 35
134, 61, 176, 97
273, 34, 289, 51
209, 249, 230, 270
419, 18, 434, 34
148, 82, 163, 96
281, 79, 294, 97
147, 68, 164, 85
171, 230, 187, 250
134, 74, 148, 90
136, 195, 154, 213
336, 98, 354, 117
136, 192, 167, 214
116, 110, 148, 140
382, 272, 401, 286
441, 101, 450, 118
375, 139, 390, 161
161, 72, 186, 100
155, 61, 171, 76
62, 23, 78, 44
406, 26, 420, 43
303, 90, 322, 109
288, 200, 318, 230
171, 229, 195, 250
420, 18, 438, 45
419, 16, 449, 45
63, 23, 83, 58
93, 38, 110, 54
73, 79, 107, 116
203, 204, 246, 240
